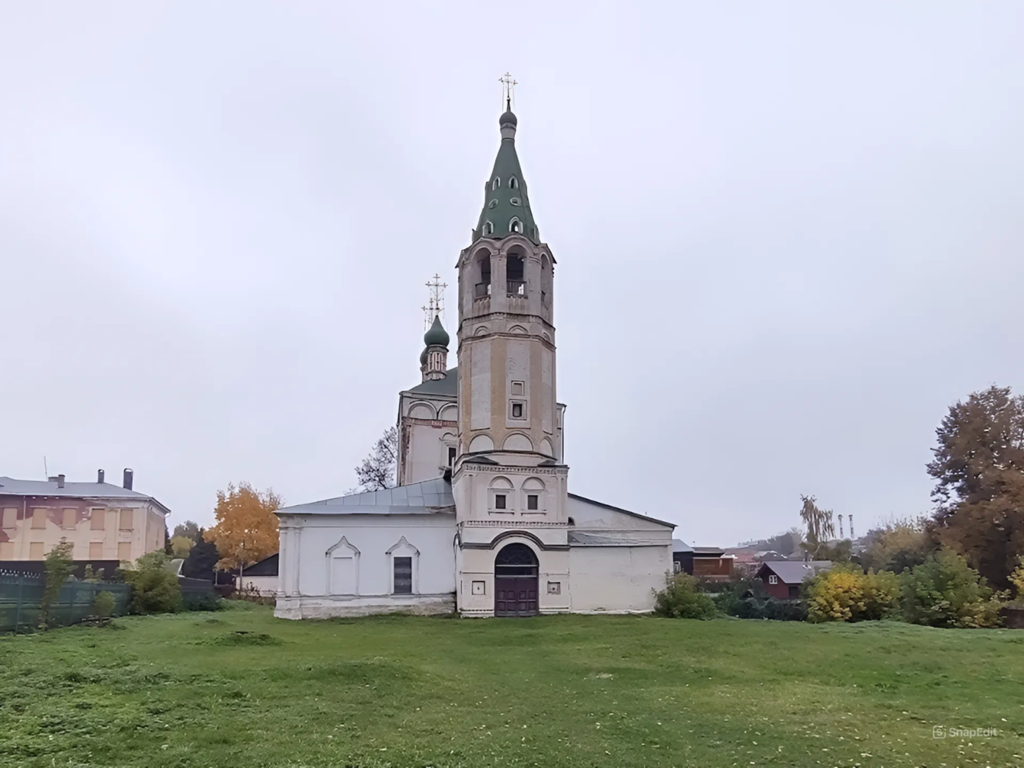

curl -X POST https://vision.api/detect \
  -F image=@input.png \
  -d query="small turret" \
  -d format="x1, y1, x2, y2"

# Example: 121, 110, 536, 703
421, 315, 449, 381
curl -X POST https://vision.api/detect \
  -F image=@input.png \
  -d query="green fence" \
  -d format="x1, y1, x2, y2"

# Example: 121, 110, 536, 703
0, 572, 131, 632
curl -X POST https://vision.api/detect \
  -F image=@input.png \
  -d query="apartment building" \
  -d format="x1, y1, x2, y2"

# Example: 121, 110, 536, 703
0, 469, 169, 562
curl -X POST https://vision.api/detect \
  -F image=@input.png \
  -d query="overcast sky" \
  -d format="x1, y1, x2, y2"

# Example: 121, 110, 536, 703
2, 2, 1021, 546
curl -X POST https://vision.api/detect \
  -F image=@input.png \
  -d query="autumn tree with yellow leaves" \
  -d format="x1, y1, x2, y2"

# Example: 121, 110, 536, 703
205, 482, 282, 572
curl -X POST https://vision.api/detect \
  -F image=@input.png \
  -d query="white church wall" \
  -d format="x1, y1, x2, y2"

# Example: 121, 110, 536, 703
275, 513, 456, 619
566, 495, 673, 533
568, 544, 671, 613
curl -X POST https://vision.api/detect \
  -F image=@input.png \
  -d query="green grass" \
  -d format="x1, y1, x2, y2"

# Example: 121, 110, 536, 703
1, 605, 1023, 767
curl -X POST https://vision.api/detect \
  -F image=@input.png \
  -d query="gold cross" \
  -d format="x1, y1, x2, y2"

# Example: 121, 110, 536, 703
499, 72, 517, 111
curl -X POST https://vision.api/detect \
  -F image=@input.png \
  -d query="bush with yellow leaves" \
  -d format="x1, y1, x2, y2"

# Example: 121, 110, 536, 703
805, 565, 900, 623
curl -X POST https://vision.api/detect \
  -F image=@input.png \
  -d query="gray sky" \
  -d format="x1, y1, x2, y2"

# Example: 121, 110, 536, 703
2, 2, 1022, 546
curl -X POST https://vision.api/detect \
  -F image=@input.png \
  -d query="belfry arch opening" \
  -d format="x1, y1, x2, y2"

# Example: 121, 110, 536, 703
507, 252, 525, 296
475, 251, 492, 299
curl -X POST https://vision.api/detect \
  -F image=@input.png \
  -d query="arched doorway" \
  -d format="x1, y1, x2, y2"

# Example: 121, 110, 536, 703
494, 543, 539, 617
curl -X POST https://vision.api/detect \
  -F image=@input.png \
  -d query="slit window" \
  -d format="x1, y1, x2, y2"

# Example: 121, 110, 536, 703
512, 403, 524, 419
393, 556, 413, 594
494, 494, 507, 510
447, 447, 457, 466
510, 177, 518, 189
527, 494, 539, 511
492, 177, 500, 190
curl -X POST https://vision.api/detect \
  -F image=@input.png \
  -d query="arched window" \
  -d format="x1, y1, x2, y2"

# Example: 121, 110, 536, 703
509, 218, 522, 234
506, 253, 525, 296
509, 176, 519, 189
492, 177, 500, 190
488, 199, 498, 209
510, 197, 521, 206
483, 221, 494, 235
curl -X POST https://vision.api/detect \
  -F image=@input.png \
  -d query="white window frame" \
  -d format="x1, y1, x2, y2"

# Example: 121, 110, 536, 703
386, 536, 420, 596
768, 574, 778, 585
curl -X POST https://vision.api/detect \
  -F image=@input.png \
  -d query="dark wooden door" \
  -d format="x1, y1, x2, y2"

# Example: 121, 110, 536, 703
494, 576, 538, 617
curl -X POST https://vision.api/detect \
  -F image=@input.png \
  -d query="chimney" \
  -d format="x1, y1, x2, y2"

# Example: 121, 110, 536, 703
97, 469, 105, 484
57, 474, 65, 489
123, 468, 134, 490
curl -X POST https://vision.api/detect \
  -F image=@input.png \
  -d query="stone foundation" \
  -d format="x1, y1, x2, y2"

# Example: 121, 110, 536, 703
275, 594, 455, 620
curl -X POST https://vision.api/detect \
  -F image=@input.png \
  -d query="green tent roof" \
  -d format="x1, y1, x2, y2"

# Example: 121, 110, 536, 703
473, 110, 539, 244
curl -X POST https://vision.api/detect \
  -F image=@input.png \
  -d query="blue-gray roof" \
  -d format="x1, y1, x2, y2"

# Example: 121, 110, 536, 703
277, 477, 455, 516
672, 538, 694, 553
407, 367, 458, 397
757, 560, 833, 584
0, 476, 169, 513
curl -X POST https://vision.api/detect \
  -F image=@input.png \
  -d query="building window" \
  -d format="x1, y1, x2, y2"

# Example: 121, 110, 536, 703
512, 402, 524, 419
494, 494, 507, 510
510, 197, 521, 206
31, 509, 46, 529
448, 446, 457, 466
492, 177, 500, 190
547, 581, 560, 595
511, 381, 524, 396
483, 221, 494, 236
527, 494, 539, 511
119, 509, 133, 531
509, 218, 522, 234
0, 542, 13, 559
393, 556, 413, 594
89, 542, 103, 559
29, 542, 44, 559
117, 542, 132, 561
91, 509, 105, 530
62, 508, 76, 530
768, 574, 778, 585
488, 199, 497, 208
471, 580, 485, 595
509, 177, 518, 189
1, 508, 16, 529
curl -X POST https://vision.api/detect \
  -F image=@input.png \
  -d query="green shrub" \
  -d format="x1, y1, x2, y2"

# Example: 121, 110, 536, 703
182, 592, 223, 612
93, 591, 116, 619
122, 552, 183, 614
901, 549, 1004, 628
717, 594, 808, 621
653, 574, 717, 619
805, 565, 900, 623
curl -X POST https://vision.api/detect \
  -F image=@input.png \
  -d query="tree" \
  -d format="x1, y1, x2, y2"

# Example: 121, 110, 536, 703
205, 483, 282, 571
354, 426, 398, 492
173, 520, 202, 544
799, 495, 836, 560
169, 535, 195, 558
927, 385, 1024, 589
40, 539, 74, 628
860, 516, 932, 574
163, 522, 173, 555
181, 532, 221, 582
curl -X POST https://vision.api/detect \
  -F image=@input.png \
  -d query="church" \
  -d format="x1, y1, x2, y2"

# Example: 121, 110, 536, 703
274, 102, 675, 619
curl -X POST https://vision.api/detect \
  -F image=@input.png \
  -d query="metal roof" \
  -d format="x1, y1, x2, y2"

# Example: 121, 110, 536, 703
672, 538, 694, 553
276, 476, 455, 516
757, 560, 833, 584
569, 531, 668, 547
406, 368, 458, 397
0, 476, 169, 513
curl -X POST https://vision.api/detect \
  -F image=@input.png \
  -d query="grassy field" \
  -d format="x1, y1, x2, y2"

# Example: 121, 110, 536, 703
1, 605, 1023, 767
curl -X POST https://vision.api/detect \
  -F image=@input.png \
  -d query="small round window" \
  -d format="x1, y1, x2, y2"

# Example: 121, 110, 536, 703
510, 197, 521, 206
488, 199, 498, 209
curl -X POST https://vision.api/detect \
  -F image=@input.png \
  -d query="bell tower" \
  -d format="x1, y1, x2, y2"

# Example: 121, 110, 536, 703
452, 90, 571, 616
